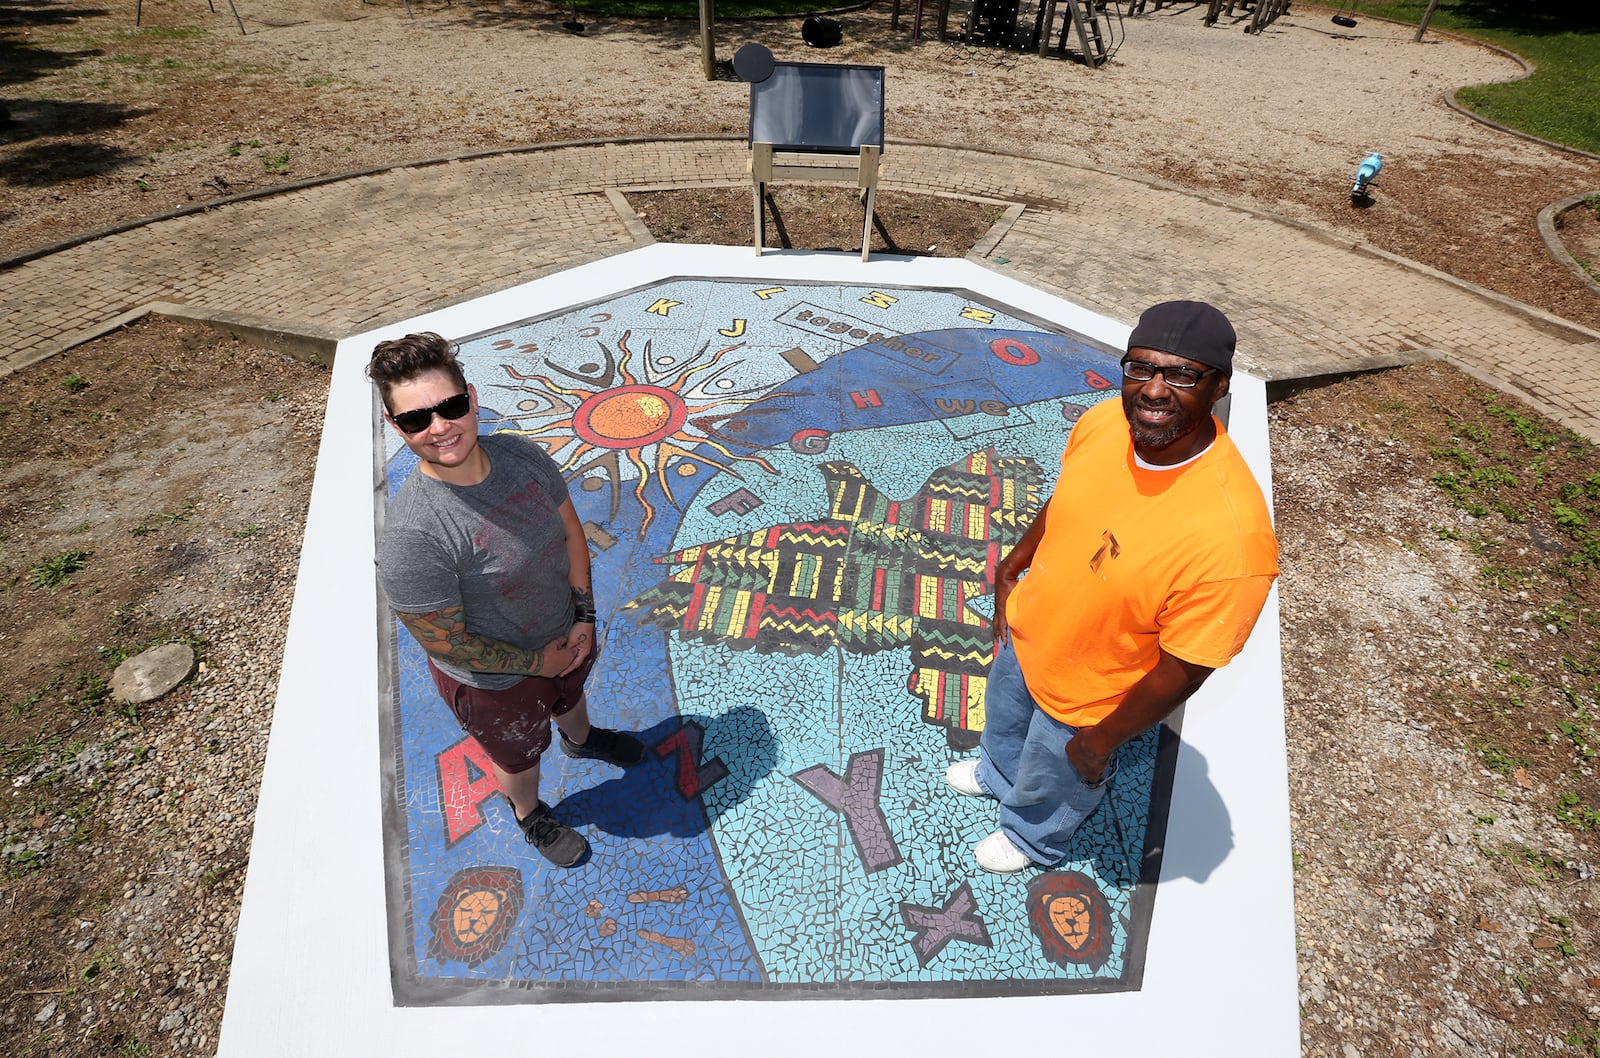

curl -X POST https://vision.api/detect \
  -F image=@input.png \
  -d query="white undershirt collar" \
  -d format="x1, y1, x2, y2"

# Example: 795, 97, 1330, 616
1134, 438, 1215, 471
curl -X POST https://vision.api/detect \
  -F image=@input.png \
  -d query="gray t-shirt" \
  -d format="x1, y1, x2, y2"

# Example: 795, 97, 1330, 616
377, 432, 573, 690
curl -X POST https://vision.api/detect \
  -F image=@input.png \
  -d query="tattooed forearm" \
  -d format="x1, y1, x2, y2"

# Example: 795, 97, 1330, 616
571, 584, 597, 624
394, 605, 548, 676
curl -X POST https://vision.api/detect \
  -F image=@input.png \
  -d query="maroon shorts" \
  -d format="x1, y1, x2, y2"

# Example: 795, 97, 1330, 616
427, 653, 595, 774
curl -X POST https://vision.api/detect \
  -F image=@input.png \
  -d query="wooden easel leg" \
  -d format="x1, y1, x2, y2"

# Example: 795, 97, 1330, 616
860, 183, 876, 262
750, 142, 774, 256
857, 142, 880, 262
753, 181, 765, 256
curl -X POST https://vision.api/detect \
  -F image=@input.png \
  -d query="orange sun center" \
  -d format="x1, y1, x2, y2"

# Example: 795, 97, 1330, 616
574, 385, 689, 448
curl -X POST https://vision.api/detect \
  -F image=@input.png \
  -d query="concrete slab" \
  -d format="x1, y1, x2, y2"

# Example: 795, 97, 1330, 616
220, 245, 1296, 1055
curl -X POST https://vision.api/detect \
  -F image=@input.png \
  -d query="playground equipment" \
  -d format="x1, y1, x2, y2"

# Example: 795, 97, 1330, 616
1331, 0, 1359, 28
1351, 152, 1382, 201
1203, 0, 1292, 34
137, 0, 244, 35
562, 0, 584, 33
963, 0, 1121, 68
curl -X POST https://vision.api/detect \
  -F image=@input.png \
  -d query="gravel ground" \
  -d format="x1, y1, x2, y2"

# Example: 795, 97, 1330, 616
1272, 367, 1600, 1058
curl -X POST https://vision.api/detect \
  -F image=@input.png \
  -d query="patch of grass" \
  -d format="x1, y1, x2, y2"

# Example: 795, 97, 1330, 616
1488, 401, 1566, 452
1424, 386, 1600, 576
135, 26, 205, 39
1566, 1024, 1600, 1058
1553, 500, 1589, 533
1470, 466, 1519, 489
1554, 792, 1600, 830
80, 948, 119, 983
29, 550, 90, 590
77, 673, 109, 710
1359, 1, 1600, 154
130, 502, 194, 535
4, 846, 47, 877
1476, 740, 1531, 776
8, 676, 59, 721
96, 631, 201, 671
61, 372, 90, 393
1541, 915, 1579, 958
1494, 843, 1568, 884
1451, 419, 1492, 446
1479, 561, 1524, 591
260, 151, 290, 174
1554, 720, 1595, 758
1543, 607, 1584, 634
233, 524, 262, 539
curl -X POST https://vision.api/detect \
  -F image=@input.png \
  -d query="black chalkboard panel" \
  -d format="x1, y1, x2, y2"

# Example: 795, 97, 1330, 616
748, 62, 885, 155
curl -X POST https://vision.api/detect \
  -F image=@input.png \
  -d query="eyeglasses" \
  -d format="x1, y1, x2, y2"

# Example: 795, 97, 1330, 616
391, 392, 470, 434
1120, 358, 1217, 389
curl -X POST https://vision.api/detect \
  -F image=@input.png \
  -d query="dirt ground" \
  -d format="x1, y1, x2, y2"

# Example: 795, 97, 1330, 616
2, 1, 1599, 1056
1557, 195, 1600, 289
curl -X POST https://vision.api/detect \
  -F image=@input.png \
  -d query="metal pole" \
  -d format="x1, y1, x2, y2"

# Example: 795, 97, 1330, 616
1414, 0, 1440, 42
700, 0, 716, 80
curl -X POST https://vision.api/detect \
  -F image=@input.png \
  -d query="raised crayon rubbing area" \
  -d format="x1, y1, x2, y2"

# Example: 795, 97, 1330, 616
377, 276, 1188, 1003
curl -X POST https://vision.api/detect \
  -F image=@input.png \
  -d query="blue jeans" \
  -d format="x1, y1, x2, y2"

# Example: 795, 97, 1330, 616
974, 638, 1118, 865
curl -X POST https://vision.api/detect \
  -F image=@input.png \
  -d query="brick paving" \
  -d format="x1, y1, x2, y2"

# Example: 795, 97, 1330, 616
5, 136, 1599, 438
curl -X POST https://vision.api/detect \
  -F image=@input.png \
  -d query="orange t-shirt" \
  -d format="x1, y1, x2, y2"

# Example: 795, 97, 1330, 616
1007, 398, 1279, 727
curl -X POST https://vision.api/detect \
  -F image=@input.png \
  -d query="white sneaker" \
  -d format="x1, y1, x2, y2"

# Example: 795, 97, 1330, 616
945, 759, 985, 797
974, 831, 1035, 874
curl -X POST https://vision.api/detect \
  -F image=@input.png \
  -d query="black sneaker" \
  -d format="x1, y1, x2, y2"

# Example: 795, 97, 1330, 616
560, 726, 645, 766
514, 800, 588, 868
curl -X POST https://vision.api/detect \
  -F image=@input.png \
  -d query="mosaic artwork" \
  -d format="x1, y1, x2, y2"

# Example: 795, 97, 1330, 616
377, 278, 1184, 1004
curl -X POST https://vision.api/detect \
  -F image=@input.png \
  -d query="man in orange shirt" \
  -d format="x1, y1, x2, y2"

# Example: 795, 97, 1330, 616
946, 301, 1279, 872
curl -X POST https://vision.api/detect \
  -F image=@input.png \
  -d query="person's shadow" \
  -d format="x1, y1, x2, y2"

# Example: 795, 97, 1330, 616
557, 706, 1229, 886
555, 705, 780, 840
1144, 736, 1233, 884
1063, 725, 1233, 888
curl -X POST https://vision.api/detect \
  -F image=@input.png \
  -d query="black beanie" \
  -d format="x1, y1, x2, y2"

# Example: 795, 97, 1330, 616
1126, 301, 1236, 376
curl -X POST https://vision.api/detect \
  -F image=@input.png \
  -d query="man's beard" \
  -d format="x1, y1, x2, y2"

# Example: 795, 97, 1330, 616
1122, 393, 1199, 451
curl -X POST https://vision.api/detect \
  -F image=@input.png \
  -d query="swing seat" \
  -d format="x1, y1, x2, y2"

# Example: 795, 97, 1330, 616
1331, 14, 1357, 26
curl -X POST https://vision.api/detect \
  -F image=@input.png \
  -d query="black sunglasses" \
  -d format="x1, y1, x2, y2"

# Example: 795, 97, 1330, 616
391, 392, 470, 434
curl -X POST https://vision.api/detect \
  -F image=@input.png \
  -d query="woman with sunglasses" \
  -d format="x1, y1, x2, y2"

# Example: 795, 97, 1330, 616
368, 332, 643, 869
